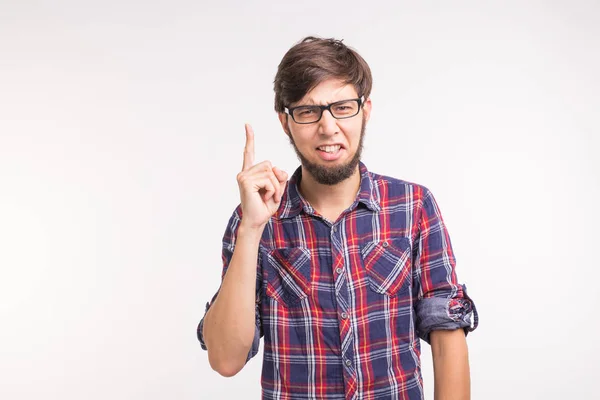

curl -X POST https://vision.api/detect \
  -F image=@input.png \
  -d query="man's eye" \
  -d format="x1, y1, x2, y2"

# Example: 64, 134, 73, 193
334, 104, 356, 114
298, 109, 314, 115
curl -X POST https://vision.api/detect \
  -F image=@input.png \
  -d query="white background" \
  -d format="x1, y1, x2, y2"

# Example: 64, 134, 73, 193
1, 1, 599, 399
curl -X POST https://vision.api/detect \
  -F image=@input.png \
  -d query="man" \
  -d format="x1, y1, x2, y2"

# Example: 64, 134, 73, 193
198, 36, 478, 399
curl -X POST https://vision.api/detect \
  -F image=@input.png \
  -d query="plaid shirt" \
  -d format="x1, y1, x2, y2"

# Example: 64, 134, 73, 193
198, 162, 478, 400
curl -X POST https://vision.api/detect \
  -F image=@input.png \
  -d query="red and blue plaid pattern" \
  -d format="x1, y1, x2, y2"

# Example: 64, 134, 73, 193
199, 162, 478, 399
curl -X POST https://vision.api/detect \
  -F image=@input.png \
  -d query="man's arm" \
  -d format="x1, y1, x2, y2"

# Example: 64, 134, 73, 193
431, 329, 471, 400
202, 223, 264, 377
199, 124, 288, 377
411, 188, 478, 395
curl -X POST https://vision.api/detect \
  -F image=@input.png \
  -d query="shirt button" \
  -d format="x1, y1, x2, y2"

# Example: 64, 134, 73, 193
335, 267, 343, 275
382, 241, 389, 248
341, 312, 348, 319
345, 359, 352, 367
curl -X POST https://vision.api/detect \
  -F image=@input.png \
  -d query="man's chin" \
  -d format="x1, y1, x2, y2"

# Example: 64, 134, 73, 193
300, 157, 360, 186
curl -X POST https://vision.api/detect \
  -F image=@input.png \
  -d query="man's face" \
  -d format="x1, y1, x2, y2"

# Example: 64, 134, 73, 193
278, 79, 372, 186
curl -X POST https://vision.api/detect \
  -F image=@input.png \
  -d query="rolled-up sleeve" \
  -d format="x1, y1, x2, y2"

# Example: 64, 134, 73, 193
412, 188, 479, 344
196, 207, 263, 363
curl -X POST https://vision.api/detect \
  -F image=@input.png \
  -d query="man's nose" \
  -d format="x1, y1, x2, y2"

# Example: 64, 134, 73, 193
318, 109, 339, 135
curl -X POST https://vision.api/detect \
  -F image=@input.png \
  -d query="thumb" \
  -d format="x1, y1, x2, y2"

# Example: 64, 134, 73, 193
273, 166, 288, 183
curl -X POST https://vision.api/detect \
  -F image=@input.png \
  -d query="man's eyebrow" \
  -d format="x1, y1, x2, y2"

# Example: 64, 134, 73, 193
294, 97, 348, 107
293, 97, 318, 107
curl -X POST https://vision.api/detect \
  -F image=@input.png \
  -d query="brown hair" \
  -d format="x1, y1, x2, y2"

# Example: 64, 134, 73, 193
273, 36, 373, 113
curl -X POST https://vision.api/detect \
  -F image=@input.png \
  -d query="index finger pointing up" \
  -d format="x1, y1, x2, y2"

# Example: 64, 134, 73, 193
242, 123, 255, 171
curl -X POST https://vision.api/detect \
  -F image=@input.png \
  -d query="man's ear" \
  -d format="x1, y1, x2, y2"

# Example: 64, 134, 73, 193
362, 97, 373, 123
278, 112, 291, 136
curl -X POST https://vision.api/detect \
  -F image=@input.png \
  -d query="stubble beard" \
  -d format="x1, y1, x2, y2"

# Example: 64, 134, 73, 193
287, 116, 366, 186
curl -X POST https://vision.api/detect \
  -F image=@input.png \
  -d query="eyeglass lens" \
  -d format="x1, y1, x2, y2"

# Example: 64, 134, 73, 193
292, 100, 359, 123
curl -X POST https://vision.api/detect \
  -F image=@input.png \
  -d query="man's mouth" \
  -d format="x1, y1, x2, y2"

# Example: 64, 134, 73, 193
317, 145, 342, 154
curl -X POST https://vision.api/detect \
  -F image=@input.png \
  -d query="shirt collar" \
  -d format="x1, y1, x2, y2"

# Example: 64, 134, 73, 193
276, 161, 381, 220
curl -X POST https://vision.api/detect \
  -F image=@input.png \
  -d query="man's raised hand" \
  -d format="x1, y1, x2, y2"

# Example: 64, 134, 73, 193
236, 124, 288, 230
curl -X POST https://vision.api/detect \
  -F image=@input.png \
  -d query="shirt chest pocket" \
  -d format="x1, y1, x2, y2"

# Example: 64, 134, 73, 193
361, 238, 412, 297
263, 247, 312, 307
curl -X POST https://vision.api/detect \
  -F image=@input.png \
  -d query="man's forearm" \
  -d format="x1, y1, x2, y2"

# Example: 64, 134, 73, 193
431, 329, 471, 400
203, 223, 265, 376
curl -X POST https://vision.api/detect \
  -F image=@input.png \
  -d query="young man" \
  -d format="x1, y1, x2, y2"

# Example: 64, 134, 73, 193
198, 36, 478, 399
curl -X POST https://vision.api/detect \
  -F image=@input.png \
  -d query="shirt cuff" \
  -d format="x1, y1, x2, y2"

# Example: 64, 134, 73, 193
197, 301, 211, 350
246, 304, 262, 362
415, 284, 478, 344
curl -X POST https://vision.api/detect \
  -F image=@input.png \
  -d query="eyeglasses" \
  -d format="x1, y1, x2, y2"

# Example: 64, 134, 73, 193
284, 96, 365, 124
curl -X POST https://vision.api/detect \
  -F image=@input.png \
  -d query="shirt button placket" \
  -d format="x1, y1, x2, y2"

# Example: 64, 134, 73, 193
332, 221, 357, 397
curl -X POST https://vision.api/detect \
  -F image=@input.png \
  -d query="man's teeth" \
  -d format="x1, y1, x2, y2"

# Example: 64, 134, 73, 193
318, 145, 341, 153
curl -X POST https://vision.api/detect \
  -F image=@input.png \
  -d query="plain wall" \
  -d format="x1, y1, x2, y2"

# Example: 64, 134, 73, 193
1, 1, 599, 399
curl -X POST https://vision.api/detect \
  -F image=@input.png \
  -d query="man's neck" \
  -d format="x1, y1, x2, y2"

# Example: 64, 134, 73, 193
298, 165, 361, 217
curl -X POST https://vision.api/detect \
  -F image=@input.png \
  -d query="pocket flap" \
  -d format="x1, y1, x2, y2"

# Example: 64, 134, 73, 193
361, 238, 412, 297
265, 247, 312, 306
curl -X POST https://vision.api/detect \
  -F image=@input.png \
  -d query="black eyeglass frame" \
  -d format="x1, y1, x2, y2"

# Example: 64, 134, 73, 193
284, 96, 365, 124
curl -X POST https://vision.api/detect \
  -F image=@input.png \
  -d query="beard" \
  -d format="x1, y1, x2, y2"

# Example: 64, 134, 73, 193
287, 116, 366, 186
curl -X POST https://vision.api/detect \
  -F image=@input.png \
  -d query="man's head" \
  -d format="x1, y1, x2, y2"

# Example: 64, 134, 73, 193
273, 37, 373, 185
